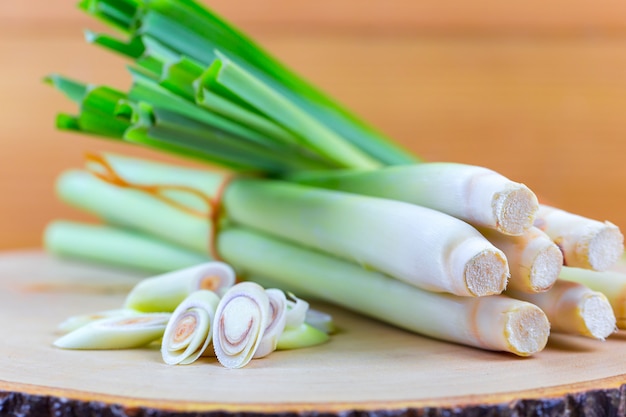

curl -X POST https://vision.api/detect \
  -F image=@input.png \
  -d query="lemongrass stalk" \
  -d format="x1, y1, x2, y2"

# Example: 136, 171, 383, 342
507, 280, 616, 340
559, 267, 626, 329
56, 308, 140, 334
289, 163, 538, 236
59, 158, 510, 297
161, 289, 220, 365
480, 227, 562, 293
223, 178, 509, 297
124, 262, 235, 313
218, 227, 549, 356
212, 282, 270, 368
53, 313, 171, 350
253, 289, 287, 358
277, 324, 330, 350
534, 204, 624, 271
44, 220, 210, 274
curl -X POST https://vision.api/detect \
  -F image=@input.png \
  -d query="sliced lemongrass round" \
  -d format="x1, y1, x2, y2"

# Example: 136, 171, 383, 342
57, 308, 140, 334
507, 280, 616, 340
304, 308, 335, 334
284, 293, 309, 328
213, 282, 270, 368
481, 226, 562, 293
276, 323, 330, 350
161, 290, 220, 365
535, 205, 624, 271
125, 262, 235, 313
253, 289, 288, 358
53, 313, 170, 350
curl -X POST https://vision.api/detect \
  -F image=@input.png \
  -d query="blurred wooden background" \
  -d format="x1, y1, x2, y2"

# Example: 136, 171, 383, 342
1, 0, 626, 250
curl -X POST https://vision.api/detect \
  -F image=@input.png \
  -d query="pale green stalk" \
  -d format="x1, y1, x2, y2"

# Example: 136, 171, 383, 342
507, 280, 616, 340
289, 163, 539, 236
535, 204, 624, 271
480, 226, 563, 293
161, 290, 220, 365
53, 313, 171, 350
559, 266, 626, 329
124, 262, 235, 312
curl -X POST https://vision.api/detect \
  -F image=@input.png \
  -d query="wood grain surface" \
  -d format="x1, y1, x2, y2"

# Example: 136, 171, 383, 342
2, 1, 626, 251
3, 251, 626, 417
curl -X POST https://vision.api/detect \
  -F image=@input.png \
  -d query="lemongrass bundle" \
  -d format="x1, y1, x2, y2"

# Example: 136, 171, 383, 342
507, 280, 616, 340
534, 205, 624, 271
480, 227, 562, 293
56, 162, 510, 297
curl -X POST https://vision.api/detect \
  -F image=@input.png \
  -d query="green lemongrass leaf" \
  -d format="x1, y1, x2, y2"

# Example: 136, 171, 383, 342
124, 261, 235, 312
55, 114, 82, 133
44, 220, 211, 274
276, 323, 330, 351
79, 0, 139, 34
85, 30, 145, 58
254, 288, 287, 358
44, 74, 89, 103
206, 54, 381, 170
160, 57, 203, 100
57, 308, 140, 334
161, 289, 221, 365
53, 312, 170, 350
212, 282, 270, 368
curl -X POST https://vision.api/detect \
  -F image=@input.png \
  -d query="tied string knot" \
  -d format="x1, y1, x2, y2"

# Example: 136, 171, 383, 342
85, 154, 235, 261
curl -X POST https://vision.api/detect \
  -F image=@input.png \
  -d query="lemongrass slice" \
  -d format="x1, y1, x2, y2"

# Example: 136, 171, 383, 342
289, 163, 539, 236
53, 313, 170, 349
161, 290, 220, 365
285, 293, 309, 328
57, 308, 140, 334
277, 323, 330, 350
219, 227, 550, 356
507, 280, 616, 340
213, 282, 270, 368
224, 179, 509, 297
534, 204, 624, 271
304, 308, 336, 334
253, 288, 288, 358
559, 266, 626, 329
125, 262, 235, 312
480, 227, 562, 293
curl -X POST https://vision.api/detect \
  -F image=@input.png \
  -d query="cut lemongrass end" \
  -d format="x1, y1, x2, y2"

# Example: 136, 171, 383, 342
481, 227, 562, 293
535, 205, 624, 271
161, 290, 220, 365
277, 323, 330, 350
463, 247, 509, 297
284, 293, 310, 329
559, 267, 626, 329
124, 262, 235, 313
56, 308, 140, 334
305, 308, 336, 334
500, 303, 551, 356
212, 282, 270, 368
507, 280, 616, 340
253, 288, 288, 358
53, 313, 170, 350
492, 184, 539, 236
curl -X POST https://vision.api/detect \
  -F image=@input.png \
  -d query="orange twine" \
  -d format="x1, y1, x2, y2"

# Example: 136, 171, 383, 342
85, 153, 235, 261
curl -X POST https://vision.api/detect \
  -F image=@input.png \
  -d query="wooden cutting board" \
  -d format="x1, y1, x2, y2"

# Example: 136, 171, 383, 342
1, 251, 626, 417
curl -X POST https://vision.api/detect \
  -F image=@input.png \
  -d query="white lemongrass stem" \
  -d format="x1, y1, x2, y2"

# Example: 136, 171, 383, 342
213, 282, 271, 368
285, 293, 310, 329
253, 289, 288, 358
223, 179, 509, 297
161, 290, 220, 365
288, 163, 539, 236
480, 227, 563, 293
534, 204, 624, 271
58, 165, 509, 297
507, 280, 616, 340
218, 227, 550, 356
124, 262, 235, 313
53, 313, 170, 349
559, 267, 626, 329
